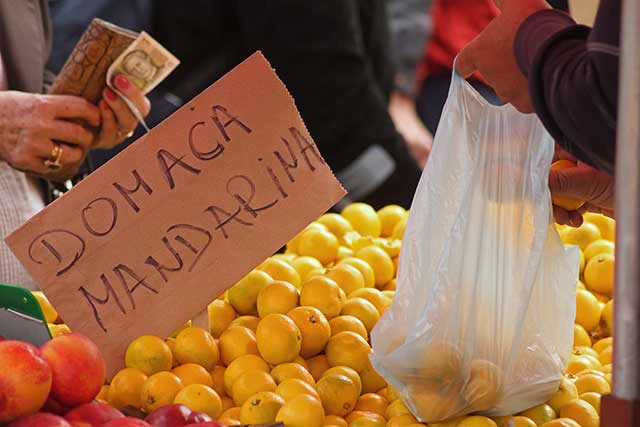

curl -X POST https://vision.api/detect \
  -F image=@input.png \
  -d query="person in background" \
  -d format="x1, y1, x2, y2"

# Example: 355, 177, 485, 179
152, 0, 423, 210
387, 0, 433, 168
456, 0, 618, 225
0, 0, 150, 289
387, 0, 567, 166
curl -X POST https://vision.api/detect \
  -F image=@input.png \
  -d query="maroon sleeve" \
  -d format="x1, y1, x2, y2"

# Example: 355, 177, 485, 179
514, 1, 621, 175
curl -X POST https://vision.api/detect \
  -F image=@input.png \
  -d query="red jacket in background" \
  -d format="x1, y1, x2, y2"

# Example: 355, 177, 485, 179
418, 0, 499, 86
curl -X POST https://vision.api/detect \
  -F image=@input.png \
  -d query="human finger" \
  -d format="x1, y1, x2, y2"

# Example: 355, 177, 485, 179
40, 119, 94, 151
112, 75, 151, 117
455, 43, 479, 79
102, 87, 138, 135
95, 100, 119, 149
38, 94, 101, 127
552, 205, 571, 225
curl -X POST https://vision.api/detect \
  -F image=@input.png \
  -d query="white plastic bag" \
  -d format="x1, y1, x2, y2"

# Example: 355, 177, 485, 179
370, 71, 579, 423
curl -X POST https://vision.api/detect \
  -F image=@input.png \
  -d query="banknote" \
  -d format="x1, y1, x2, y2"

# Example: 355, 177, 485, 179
107, 31, 180, 95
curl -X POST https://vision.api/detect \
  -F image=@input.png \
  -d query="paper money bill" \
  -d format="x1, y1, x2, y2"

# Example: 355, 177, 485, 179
107, 31, 180, 130
107, 31, 179, 94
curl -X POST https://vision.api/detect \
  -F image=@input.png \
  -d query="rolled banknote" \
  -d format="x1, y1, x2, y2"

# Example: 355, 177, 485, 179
106, 31, 180, 130
49, 19, 138, 104
107, 31, 180, 95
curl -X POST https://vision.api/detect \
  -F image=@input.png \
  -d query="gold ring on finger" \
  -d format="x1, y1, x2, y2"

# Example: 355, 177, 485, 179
44, 143, 64, 170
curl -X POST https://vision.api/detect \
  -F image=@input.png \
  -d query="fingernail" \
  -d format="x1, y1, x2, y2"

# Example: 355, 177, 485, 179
103, 88, 117, 101
114, 75, 130, 91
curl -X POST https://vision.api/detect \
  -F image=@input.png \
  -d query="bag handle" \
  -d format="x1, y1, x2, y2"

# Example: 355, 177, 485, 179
450, 56, 512, 112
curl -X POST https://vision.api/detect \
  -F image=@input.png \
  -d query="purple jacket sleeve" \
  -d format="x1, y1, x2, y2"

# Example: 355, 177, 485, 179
514, 1, 620, 175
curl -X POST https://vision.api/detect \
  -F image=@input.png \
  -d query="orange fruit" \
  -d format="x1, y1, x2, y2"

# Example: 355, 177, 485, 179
108, 368, 148, 409
316, 374, 359, 417
584, 254, 615, 295
228, 270, 273, 315
208, 299, 237, 338
298, 228, 340, 265
341, 203, 382, 237
539, 419, 581, 427
329, 315, 368, 341
600, 300, 614, 336
218, 326, 259, 366
287, 306, 331, 358
141, 371, 184, 413
341, 297, 380, 333
174, 327, 220, 370
126, 335, 173, 376
174, 384, 222, 418
546, 376, 578, 414
356, 246, 394, 288
559, 399, 599, 427
318, 213, 355, 241
339, 257, 376, 288
276, 378, 320, 401
172, 363, 213, 387
518, 403, 557, 425
271, 363, 315, 385
223, 354, 270, 394
258, 258, 301, 288
300, 275, 344, 319
240, 391, 284, 424
231, 370, 277, 407
210, 365, 227, 397
355, 393, 388, 416
291, 256, 324, 282
386, 414, 419, 427
306, 354, 331, 381
583, 213, 615, 241
325, 415, 349, 427
360, 364, 387, 393
276, 394, 325, 427
575, 290, 603, 332
257, 280, 299, 318
377, 205, 407, 237
584, 240, 615, 261
323, 366, 363, 396
575, 374, 611, 395
573, 324, 591, 347
349, 288, 390, 315
560, 222, 601, 250
325, 331, 372, 373
327, 264, 365, 295
256, 313, 302, 365
229, 315, 260, 333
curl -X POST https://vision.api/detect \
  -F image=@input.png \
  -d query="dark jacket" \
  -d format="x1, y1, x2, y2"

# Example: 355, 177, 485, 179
515, 0, 620, 175
153, 0, 421, 182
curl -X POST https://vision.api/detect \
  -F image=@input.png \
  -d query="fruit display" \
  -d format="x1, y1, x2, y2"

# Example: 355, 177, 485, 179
4, 204, 616, 427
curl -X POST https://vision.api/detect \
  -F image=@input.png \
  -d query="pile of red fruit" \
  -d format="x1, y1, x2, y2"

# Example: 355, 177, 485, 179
0, 335, 232, 427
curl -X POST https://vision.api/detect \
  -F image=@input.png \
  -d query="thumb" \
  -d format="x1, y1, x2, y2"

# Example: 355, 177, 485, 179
548, 167, 590, 199
455, 46, 478, 79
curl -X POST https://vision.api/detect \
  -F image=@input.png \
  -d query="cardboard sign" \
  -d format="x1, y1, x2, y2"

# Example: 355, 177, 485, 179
7, 52, 346, 376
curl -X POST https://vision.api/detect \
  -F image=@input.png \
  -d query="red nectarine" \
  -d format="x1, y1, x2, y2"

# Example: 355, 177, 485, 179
40, 334, 106, 407
0, 341, 52, 423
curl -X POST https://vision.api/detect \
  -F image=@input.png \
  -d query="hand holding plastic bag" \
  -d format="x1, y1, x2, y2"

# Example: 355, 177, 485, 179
370, 71, 579, 422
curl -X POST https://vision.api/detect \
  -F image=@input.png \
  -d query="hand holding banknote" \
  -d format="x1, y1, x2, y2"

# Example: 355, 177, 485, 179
50, 22, 179, 150
105, 32, 180, 133
96, 75, 151, 149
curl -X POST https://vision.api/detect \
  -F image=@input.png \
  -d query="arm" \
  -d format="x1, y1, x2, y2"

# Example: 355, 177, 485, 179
387, 0, 434, 167
514, 0, 620, 175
